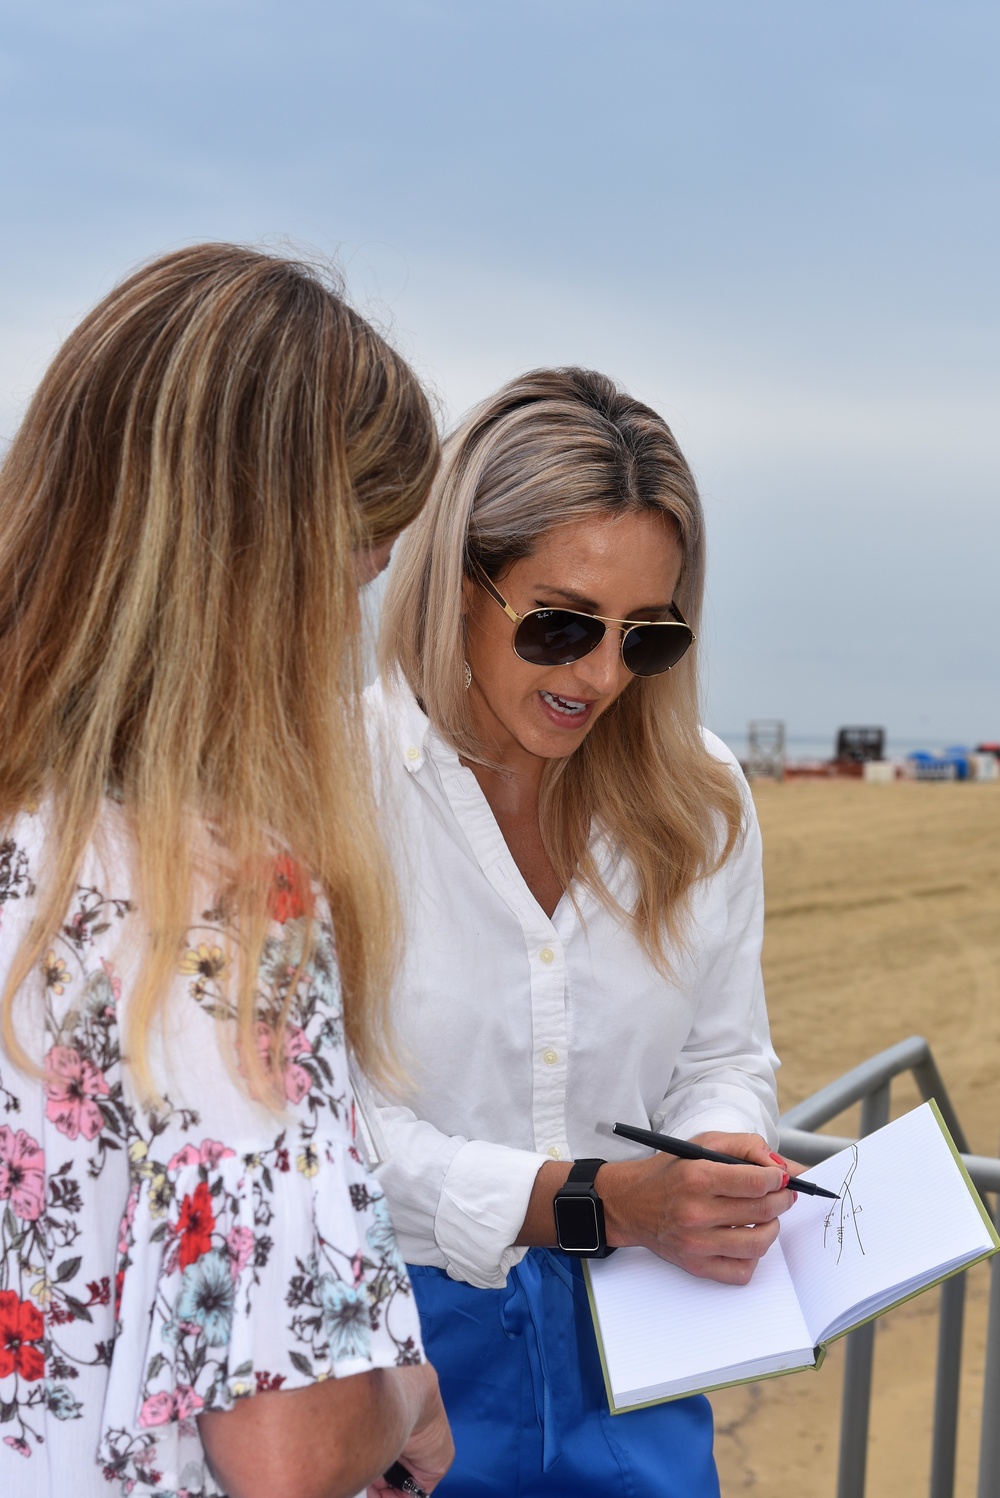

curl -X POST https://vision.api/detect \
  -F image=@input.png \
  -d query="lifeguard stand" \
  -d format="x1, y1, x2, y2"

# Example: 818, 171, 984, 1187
746, 720, 785, 781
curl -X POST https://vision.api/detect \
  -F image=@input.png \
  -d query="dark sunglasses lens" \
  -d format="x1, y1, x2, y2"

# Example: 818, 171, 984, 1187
514, 610, 605, 666
621, 624, 693, 677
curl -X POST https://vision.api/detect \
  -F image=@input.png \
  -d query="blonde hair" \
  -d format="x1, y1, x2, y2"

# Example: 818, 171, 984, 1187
381, 366, 743, 966
0, 242, 438, 1096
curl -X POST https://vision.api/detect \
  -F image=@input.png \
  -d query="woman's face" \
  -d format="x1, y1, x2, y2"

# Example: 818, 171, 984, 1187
462, 510, 683, 772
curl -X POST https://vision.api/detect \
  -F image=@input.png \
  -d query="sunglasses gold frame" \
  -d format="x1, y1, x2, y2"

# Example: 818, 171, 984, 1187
473, 565, 695, 677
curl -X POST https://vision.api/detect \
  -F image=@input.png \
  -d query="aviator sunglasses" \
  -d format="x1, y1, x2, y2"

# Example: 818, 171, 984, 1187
474, 565, 695, 678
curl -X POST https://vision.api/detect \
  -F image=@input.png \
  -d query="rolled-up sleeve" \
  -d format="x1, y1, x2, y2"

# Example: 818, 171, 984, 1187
367, 1101, 550, 1289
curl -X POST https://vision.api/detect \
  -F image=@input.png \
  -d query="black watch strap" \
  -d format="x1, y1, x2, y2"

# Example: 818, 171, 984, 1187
564, 1158, 607, 1190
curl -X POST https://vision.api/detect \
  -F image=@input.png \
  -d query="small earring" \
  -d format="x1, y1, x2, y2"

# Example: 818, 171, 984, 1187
463, 660, 472, 690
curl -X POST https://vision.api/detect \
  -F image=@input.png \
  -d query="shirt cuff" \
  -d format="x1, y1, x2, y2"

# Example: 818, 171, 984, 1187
434, 1140, 550, 1289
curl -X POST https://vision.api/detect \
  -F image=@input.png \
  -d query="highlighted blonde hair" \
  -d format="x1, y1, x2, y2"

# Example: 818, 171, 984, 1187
380, 367, 743, 965
0, 242, 438, 1096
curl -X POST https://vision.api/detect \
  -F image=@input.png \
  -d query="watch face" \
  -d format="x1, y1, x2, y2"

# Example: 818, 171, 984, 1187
555, 1195, 601, 1252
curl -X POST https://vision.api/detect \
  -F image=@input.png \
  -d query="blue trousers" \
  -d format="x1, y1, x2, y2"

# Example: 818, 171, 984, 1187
409, 1251, 720, 1497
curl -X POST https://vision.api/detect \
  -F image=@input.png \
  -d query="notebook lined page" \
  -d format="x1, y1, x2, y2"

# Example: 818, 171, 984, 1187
780, 1102, 994, 1345
587, 1240, 812, 1404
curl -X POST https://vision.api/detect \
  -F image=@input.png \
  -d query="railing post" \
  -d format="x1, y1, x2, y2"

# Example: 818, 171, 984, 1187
929, 1272, 966, 1498
977, 1183, 1000, 1498
836, 1081, 891, 1498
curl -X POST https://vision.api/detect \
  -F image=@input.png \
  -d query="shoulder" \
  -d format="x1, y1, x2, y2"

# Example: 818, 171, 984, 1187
364, 675, 436, 779
698, 726, 744, 776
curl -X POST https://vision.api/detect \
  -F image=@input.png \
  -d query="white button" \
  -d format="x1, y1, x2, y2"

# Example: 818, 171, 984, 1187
539, 947, 555, 965
547, 1145, 562, 1159
405, 746, 420, 762
543, 1048, 558, 1066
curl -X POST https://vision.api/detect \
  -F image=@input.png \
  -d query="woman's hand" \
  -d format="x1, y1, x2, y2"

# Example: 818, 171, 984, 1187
366, 1364, 455, 1495
600, 1132, 794, 1285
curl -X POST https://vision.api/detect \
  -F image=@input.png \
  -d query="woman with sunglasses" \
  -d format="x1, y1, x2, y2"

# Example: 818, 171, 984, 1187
363, 367, 790, 1497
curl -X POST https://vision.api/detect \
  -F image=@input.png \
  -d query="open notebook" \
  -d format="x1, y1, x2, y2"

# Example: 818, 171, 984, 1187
584, 1100, 999, 1412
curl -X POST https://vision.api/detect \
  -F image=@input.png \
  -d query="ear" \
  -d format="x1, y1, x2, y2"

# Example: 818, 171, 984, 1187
461, 572, 476, 618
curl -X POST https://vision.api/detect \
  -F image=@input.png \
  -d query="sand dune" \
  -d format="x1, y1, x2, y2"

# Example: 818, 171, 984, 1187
711, 779, 1000, 1496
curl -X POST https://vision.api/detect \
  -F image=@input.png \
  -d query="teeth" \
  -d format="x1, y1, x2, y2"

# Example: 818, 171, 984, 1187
540, 689, 588, 716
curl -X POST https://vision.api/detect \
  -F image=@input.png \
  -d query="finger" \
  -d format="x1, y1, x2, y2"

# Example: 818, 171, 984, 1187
679, 1251, 770, 1286
693, 1132, 777, 1169
700, 1161, 787, 1199
666, 1216, 780, 1264
698, 1190, 795, 1228
715, 1219, 781, 1260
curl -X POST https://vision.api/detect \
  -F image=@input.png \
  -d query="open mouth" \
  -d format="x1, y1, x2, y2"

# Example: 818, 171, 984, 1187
539, 689, 590, 718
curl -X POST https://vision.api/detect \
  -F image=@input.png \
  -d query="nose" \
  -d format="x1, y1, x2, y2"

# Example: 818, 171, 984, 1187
569, 627, 629, 697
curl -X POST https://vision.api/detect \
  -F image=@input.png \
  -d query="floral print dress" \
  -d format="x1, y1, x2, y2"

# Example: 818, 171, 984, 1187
0, 802, 424, 1497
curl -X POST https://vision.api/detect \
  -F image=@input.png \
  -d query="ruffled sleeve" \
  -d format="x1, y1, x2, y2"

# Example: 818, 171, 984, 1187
94, 896, 424, 1495
96, 1116, 421, 1492
98, 1122, 422, 1492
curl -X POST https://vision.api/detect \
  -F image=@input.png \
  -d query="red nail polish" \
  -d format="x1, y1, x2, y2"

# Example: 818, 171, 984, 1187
781, 1171, 790, 1190
769, 1151, 788, 1168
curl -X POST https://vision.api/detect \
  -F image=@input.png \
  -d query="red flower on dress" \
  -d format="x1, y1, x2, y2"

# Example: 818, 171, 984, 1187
0, 1290, 45, 1381
44, 1045, 110, 1141
0, 1126, 45, 1221
267, 856, 309, 924
175, 1182, 216, 1270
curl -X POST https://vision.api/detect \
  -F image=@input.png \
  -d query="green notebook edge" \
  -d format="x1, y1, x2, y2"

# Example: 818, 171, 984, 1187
927, 1096, 1000, 1248
585, 1099, 1000, 1416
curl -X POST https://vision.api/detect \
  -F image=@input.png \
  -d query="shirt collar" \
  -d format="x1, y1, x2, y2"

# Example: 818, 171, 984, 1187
367, 674, 434, 773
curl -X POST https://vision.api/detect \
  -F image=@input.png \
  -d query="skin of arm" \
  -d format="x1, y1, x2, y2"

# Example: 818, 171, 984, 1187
198, 1361, 454, 1498
516, 1134, 796, 1286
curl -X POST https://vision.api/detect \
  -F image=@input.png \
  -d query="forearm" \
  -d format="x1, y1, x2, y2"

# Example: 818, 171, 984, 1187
200, 1363, 445, 1498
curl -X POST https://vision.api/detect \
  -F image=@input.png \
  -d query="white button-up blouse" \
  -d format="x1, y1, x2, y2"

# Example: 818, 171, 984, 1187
361, 680, 780, 1290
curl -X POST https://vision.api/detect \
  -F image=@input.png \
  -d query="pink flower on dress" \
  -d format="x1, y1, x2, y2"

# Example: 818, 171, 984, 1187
100, 957, 122, 1015
255, 1023, 312, 1105
139, 1384, 206, 1428
118, 1179, 140, 1255
226, 1226, 255, 1279
167, 1138, 236, 1174
44, 1045, 109, 1141
0, 1126, 45, 1221
174, 1385, 204, 1420
138, 1391, 175, 1427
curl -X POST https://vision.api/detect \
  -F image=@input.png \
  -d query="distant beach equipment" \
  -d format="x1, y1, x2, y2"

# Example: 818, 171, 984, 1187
744, 719, 786, 781
835, 726, 885, 764
862, 760, 897, 783
908, 748, 1000, 782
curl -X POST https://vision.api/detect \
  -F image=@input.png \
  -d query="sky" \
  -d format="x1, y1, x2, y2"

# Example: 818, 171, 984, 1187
1, 0, 996, 753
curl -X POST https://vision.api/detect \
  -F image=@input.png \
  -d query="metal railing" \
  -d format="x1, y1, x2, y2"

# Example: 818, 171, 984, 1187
777, 1036, 1000, 1498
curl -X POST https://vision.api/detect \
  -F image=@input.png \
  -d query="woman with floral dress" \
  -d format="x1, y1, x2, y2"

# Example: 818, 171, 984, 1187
0, 245, 453, 1497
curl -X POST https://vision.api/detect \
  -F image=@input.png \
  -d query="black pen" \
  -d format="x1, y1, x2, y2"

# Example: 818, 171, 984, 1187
383, 1460, 429, 1497
612, 1122, 840, 1200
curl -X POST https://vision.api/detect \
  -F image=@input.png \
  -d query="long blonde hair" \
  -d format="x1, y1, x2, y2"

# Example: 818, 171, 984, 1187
0, 242, 438, 1095
381, 366, 743, 966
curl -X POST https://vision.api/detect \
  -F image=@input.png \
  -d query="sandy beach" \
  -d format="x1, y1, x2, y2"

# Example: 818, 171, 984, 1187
710, 777, 1000, 1496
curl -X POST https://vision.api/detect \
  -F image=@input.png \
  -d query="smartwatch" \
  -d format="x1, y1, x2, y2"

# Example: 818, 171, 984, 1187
552, 1158, 617, 1258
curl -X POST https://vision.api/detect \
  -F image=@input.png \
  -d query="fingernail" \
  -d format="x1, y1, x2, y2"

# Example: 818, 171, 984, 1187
769, 1151, 788, 1167
781, 1171, 790, 1190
